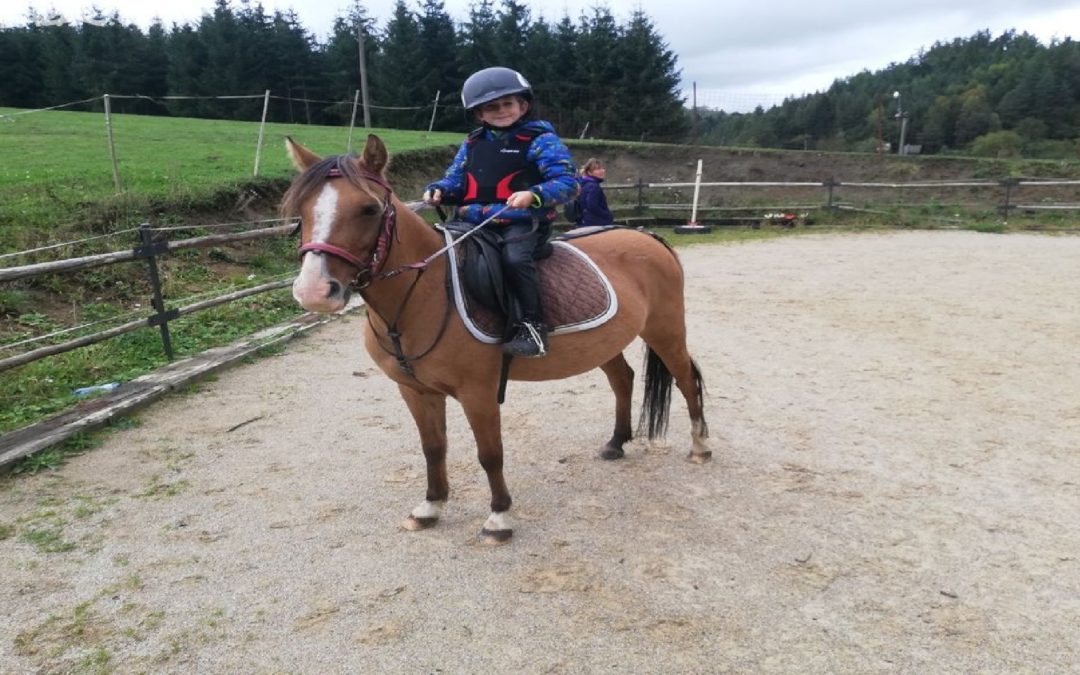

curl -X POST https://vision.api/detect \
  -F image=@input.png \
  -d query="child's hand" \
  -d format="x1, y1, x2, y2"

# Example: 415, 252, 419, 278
507, 191, 536, 209
423, 188, 443, 205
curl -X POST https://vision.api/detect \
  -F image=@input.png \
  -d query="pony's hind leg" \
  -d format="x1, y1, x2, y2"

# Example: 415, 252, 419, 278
398, 385, 449, 531
640, 337, 711, 464
598, 353, 634, 460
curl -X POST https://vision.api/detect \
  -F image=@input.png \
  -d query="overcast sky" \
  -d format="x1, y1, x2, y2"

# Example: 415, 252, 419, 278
4, 0, 1079, 109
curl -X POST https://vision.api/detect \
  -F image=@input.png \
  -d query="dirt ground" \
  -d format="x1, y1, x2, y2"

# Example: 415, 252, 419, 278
2, 230, 1079, 673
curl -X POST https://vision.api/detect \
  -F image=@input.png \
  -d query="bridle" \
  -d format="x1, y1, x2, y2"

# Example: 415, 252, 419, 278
297, 165, 401, 291
295, 163, 449, 376
293, 162, 514, 376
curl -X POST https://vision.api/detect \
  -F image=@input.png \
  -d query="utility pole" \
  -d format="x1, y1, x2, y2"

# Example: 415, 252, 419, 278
893, 90, 909, 156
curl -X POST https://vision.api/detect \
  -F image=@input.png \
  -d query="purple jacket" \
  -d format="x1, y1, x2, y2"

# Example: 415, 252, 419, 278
579, 175, 613, 226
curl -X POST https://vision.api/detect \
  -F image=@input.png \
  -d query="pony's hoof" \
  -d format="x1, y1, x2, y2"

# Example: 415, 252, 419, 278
479, 528, 513, 545
687, 450, 712, 464
599, 445, 625, 461
402, 515, 438, 531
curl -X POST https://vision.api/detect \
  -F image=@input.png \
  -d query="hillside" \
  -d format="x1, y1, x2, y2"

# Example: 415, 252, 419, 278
385, 141, 1080, 223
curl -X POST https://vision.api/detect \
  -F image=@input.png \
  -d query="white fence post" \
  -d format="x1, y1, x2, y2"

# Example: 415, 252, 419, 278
688, 159, 703, 225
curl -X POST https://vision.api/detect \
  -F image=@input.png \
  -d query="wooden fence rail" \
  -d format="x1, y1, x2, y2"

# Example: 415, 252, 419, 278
1, 222, 298, 372
0, 223, 294, 283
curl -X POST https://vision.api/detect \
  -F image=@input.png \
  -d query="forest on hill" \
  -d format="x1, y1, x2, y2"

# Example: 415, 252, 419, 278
701, 30, 1080, 159
1, 0, 1077, 158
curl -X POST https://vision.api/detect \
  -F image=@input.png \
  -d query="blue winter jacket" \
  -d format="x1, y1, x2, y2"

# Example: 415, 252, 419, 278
425, 120, 578, 225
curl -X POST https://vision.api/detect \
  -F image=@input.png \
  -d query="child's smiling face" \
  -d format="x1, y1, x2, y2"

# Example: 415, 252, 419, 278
475, 95, 529, 128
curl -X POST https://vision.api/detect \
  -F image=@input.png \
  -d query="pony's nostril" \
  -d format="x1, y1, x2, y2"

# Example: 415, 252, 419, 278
326, 280, 342, 298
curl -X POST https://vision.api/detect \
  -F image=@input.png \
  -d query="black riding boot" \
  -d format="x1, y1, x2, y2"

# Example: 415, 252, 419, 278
504, 321, 549, 358
500, 221, 549, 358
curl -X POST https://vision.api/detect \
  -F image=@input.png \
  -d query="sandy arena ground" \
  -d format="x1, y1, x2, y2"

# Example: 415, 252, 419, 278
1, 230, 1079, 673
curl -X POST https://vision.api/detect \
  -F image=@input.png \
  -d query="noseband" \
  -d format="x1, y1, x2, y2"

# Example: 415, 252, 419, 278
297, 165, 398, 291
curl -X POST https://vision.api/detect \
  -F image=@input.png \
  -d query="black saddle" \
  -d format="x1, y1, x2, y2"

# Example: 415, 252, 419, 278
443, 220, 552, 322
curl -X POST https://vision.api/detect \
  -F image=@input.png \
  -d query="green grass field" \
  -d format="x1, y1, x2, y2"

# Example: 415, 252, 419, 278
0, 106, 460, 250
0, 109, 464, 451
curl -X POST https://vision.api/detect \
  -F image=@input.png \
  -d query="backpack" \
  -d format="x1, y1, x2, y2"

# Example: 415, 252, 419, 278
562, 195, 583, 224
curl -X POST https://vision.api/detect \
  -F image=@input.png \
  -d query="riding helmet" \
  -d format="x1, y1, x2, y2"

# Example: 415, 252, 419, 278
461, 67, 533, 112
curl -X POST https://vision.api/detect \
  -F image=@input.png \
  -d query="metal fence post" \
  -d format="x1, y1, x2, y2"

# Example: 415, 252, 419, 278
1000, 178, 1015, 219
137, 224, 178, 361
824, 179, 836, 211
635, 178, 645, 214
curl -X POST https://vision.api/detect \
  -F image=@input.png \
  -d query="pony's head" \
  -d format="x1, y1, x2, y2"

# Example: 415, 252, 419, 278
282, 134, 393, 313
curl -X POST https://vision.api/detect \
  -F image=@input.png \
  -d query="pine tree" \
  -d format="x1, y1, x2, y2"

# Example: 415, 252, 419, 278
376, 0, 426, 129
493, 0, 530, 70
415, 0, 460, 131
575, 7, 619, 139
458, 0, 498, 76
322, 1, 378, 125
611, 10, 687, 142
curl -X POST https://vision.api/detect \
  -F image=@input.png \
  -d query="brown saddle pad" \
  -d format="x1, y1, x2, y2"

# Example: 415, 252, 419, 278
444, 233, 617, 344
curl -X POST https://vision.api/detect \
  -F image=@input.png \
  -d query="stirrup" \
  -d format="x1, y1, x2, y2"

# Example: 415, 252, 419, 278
504, 322, 548, 358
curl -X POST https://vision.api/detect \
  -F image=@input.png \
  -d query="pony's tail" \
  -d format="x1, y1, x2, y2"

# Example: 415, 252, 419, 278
637, 350, 708, 441
638, 347, 674, 440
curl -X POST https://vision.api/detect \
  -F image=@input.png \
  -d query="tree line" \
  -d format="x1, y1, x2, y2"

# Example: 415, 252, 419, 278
0, 0, 687, 142
2, 4, 1077, 158
698, 30, 1080, 159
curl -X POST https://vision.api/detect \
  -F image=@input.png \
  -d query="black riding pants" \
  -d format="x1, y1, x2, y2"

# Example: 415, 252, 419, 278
498, 220, 547, 324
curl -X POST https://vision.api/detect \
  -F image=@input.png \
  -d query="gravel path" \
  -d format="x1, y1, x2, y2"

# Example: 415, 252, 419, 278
2, 230, 1079, 673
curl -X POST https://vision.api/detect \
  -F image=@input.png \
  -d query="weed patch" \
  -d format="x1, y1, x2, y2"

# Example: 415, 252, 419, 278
135, 476, 191, 500
20, 526, 76, 553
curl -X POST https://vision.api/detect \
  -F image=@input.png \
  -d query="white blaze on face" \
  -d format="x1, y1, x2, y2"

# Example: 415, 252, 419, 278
310, 183, 340, 244
293, 184, 344, 310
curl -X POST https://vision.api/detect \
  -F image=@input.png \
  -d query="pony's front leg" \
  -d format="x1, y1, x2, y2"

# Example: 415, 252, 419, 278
460, 391, 513, 544
397, 384, 449, 531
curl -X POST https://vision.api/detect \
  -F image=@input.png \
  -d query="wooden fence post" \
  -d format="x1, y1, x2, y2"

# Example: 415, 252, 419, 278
103, 94, 122, 194
253, 89, 271, 177
137, 224, 178, 361
427, 89, 441, 134
347, 89, 360, 152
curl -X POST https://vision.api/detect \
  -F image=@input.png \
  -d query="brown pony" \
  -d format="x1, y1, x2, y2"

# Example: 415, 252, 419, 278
284, 135, 710, 544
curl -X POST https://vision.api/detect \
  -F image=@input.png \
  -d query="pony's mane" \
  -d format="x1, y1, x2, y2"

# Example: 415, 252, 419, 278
281, 154, 387, 218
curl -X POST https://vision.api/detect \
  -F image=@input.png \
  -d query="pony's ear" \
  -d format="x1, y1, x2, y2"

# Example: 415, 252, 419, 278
360, 134, 389, 177
285, 136, 321, 171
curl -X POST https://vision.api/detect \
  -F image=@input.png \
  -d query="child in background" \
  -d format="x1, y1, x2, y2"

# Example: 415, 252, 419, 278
577, 157, 614, 226
423, 67, 577, 358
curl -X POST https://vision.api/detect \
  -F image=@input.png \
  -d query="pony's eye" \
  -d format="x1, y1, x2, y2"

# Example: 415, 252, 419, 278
360, 204, 380, 217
